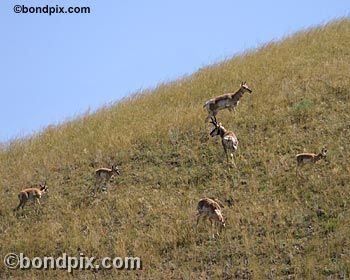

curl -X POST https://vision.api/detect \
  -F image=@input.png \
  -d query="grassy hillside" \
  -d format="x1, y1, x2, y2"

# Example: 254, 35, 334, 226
1, 18, 350, 279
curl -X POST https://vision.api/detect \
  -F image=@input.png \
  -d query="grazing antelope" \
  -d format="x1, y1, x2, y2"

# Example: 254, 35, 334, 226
94, 165, 120, 192
296, 147, 328, 176
210, 117, 239, 166
204, 81, 252, 122
196, 197, 226, 238
15, 182, 48, 211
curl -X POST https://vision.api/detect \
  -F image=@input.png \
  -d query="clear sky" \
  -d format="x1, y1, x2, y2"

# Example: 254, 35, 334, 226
0, 1, 349, 143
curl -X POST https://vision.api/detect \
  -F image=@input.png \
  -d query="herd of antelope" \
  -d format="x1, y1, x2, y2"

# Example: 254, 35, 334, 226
13, 82, 328, 238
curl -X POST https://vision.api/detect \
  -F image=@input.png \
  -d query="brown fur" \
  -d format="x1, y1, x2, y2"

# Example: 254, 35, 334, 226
196, 197, 226, 237
296, 147, 327, 176
15, 183, 48, 211
94, 165, 120, 192
204, 82, 252, 122
210, 117, 238, 166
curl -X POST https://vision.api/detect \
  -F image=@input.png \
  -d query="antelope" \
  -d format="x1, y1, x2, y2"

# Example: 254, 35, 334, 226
204, 81, 252, 122
196, 197, 226, 238
14, 182, 48, 211
296, 147, 328, 176
94, 165, 120, 192
210, 117, 238, 166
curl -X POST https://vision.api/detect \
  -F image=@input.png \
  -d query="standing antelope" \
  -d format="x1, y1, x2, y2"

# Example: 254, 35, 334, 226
94, 165, 120, 192
204, 81, 252, 122
14, 182, 48, 211
196, 197, 226, 238
296, 147, 328, 176
210, 117, 239, 166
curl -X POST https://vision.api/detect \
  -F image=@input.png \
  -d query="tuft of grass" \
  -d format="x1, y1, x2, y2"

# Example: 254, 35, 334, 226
1, 18, 350, 279
292, 99, 314, 113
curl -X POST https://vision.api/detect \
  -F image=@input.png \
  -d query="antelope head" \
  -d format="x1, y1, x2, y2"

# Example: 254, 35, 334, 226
39, 182, 48, 193
240, 81, 252, 93
209, 117, 224, 137
112, 165, 121, 175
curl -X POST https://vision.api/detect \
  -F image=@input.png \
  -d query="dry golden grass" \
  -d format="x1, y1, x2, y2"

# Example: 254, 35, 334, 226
0, 18, 350, 279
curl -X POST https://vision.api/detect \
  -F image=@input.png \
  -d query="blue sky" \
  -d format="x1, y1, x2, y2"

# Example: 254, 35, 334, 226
0, 1, 349, 143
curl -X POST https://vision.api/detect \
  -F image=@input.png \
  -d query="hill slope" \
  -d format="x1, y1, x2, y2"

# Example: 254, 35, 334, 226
1, 18, 350, 279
